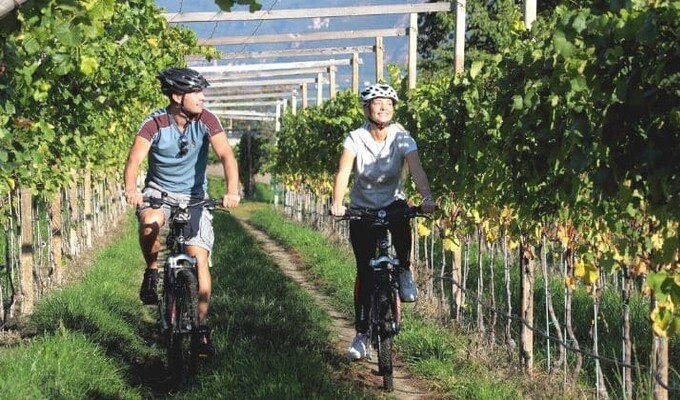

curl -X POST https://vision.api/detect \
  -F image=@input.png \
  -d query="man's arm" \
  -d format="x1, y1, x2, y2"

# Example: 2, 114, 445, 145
210, 131, 241, 208
124, 136, 151, 206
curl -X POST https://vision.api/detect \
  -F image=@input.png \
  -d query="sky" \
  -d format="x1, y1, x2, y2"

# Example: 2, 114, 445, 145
153, 0, 432, 95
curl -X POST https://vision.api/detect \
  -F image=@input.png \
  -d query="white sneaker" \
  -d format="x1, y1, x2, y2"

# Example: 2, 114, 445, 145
399, 269, 418, 302
346, 333, 367, 360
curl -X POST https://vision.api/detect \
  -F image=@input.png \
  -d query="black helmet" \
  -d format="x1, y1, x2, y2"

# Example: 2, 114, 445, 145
156, 67, 209, 95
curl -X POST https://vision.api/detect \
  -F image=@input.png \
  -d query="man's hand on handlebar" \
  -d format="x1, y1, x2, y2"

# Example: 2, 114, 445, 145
125, 190, 143, 207
222, 193, 241, 209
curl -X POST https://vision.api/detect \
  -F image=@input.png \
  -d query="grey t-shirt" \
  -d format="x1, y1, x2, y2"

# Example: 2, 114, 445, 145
343, 122, 417, 209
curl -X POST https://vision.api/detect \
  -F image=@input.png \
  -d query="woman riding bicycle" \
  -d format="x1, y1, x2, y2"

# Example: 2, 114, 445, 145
330, 83, 435, 360
123, 67, 241, 356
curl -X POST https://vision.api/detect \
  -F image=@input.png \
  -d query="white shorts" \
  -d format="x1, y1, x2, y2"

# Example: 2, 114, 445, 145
136, 187, 215, 252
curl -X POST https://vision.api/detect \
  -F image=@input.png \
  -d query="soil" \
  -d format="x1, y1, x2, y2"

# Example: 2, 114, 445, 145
238, 219, 446, 399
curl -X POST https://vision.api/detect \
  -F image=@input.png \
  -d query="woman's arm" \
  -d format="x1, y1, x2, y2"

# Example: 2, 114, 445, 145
405, 151, 435, 212
331, 148, 355, 216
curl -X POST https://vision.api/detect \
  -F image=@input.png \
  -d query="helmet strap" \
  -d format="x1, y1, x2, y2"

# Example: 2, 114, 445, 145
368, 118, 391, 130
177, 94, 199, 120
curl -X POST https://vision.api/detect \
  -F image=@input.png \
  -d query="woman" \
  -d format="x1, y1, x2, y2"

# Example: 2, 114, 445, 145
330, 83, 435, 360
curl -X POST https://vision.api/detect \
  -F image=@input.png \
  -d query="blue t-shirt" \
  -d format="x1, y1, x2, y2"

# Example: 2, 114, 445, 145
135, 107, 224, 195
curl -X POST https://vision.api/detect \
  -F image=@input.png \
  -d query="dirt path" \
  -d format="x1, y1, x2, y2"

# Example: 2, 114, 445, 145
237, 219, 445, 400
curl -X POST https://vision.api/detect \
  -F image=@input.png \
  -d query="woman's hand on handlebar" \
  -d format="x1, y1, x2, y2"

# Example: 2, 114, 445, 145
330, 203, 346, 217
420, 197, 436, 214
222, 193, 241, 209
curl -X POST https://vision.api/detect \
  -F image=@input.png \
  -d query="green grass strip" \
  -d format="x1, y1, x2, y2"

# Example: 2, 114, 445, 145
247, 205, 580, 400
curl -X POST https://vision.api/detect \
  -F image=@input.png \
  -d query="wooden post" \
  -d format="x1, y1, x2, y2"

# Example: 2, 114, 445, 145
519, 240, 534, 372
83, 170, 93, 248
524, 0, 537, 30
351, 52, 359, 94
454, 0, 466, 74
275, 101, 281, 132
652, 295, 669, 400
68, 182, 80, 257
291, 89, 297, 115
328, 65, 337, 99
316, 72, 323, 106
407, 13, 418, 89
301, 83, 308, 109
50, 191, 63, 286
375, 36, 384, 83
622, 268, 633, 399
19, 188, 34, 315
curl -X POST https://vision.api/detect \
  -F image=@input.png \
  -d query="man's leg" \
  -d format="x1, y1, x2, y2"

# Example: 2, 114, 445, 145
186, 245, 211, 323
138, 208, 165, 304
187, 244, 214, 356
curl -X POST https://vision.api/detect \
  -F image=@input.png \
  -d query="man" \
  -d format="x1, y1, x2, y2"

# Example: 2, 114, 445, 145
124, 67, 240, 355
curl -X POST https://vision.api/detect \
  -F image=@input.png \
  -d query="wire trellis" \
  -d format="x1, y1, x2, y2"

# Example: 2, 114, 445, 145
279, 185, 680, 399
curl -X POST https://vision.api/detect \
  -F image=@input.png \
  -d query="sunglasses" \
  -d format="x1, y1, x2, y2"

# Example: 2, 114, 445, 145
178, 135, 190, 157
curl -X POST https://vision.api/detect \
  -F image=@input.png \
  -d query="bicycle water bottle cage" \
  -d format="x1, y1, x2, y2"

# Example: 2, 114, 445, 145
370, 256, 399, 268
167, 254, 196, 271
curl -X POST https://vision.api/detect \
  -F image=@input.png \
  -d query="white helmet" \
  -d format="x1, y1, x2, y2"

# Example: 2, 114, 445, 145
360, 84, 399, 105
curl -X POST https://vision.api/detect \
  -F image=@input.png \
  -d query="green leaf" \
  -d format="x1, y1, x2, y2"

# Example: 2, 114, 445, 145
553, 30, 575, 58
470, 61, 483, 79
80, 55, 99, 75
572, 13, 587, 34
54, 22, 80, 46
512, 95, 523, 111
570, 76, 587, 92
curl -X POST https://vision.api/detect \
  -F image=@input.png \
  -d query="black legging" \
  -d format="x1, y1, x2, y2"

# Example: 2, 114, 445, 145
349, 199, 411, 333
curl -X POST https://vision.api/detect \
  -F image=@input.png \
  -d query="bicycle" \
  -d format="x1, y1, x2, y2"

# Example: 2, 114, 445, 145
337, 205, 427, 391
143, 193, 224, 387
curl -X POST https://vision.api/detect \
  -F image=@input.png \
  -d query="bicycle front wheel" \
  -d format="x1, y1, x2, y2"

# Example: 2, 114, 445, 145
377, 333, 394, 391
167, 268, 199, 386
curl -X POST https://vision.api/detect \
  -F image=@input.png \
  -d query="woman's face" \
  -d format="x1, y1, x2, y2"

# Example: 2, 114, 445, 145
173, 90, 206, 115
366, 97, 394, 124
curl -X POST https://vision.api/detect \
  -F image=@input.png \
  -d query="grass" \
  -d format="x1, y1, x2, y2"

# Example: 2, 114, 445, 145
0, 205, 373, 399
244, 204, 583, 400
0, 178, 589, 399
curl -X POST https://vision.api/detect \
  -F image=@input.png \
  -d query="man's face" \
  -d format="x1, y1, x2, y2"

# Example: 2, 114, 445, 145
173, 90, 205, 114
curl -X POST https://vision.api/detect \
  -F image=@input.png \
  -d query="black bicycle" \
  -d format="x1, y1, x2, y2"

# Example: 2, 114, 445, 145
338, 205, 426, 391
144, 194, 223, 387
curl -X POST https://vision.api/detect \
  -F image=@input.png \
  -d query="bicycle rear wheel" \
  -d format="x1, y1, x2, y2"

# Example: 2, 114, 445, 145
166, 268, 199, 386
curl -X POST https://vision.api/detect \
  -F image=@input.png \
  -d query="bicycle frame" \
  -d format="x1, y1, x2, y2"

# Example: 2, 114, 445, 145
161, 201, 199, 334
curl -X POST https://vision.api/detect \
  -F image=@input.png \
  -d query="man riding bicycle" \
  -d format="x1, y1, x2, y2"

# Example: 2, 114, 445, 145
124, 67, 241, 356
330, 83, 435, 360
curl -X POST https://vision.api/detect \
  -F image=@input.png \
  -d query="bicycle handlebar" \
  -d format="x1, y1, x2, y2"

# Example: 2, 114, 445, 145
142, 195, 227, 212
334, 205, 429, 222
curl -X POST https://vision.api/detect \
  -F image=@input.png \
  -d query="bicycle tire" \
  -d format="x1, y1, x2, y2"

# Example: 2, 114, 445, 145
377, 288, 395, 391
167, 267, 199, 386
377, 332, 394, 391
